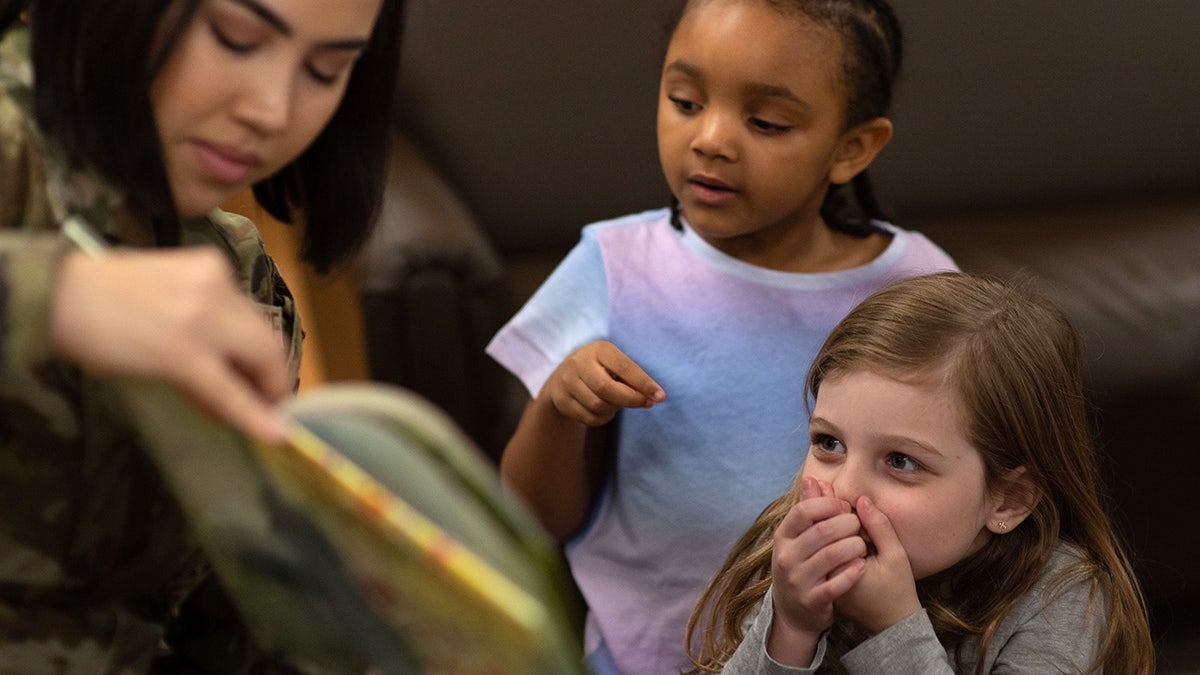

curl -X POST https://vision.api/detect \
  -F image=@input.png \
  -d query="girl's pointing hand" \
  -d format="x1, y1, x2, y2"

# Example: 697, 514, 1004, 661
540, 340, 665, 426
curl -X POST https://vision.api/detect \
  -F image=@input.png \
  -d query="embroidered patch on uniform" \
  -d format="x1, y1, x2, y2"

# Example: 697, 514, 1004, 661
258, 303, 285, 340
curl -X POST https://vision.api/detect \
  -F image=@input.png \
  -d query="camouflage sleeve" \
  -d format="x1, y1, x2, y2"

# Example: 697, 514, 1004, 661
0, 233, 72, 379
203, 209, 305, 387
0, 73, 74, 381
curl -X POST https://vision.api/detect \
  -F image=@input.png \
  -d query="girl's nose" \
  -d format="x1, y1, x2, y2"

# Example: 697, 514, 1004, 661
829, 464, 864, 508
690, 110, 738, 161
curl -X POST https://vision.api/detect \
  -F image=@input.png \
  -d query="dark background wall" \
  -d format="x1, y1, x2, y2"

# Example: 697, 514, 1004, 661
397, 1, 1200, 253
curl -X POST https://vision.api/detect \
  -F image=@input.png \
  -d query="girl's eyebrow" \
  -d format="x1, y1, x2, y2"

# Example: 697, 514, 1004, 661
227, 0, 372, 51
811, 416, 946, 460
880, 434, 945, 460
663, 59, 699, 78
808, 415, 838, 437
663, 59, 811, 110
743, 82, 810, 111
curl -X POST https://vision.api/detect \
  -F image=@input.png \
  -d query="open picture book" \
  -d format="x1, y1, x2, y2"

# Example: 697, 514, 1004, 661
109, 378, 585, 675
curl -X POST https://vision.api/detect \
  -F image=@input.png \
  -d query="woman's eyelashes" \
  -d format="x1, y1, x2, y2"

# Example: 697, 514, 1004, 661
304, 63, 340, 85
210, 21, 257, 53
209, 20, 347, 86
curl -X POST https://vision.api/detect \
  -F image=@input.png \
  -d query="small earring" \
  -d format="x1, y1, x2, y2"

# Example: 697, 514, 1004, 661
997, 521, 1008, 531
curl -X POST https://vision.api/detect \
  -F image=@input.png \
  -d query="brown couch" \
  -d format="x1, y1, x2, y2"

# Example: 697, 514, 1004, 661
356, 0, 1200, 667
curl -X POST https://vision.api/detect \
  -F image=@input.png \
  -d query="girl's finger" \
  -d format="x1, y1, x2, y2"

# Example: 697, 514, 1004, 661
775, 497, 853, 540
595, 345, 665, 404
856, 496, 906, 561
813, 557, 866, 600
800, 476, 821, 500
816, 479, 835, 498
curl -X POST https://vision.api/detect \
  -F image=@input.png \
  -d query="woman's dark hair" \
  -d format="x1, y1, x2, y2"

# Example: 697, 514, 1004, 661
11, 0, 187, 246
254, 0, 405, 273
665, 0, 903, 238
0, 0, 24, 32
4, 0, 404, 273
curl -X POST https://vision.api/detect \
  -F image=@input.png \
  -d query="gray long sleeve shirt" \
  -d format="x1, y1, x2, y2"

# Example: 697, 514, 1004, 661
721, 544, 1106, 674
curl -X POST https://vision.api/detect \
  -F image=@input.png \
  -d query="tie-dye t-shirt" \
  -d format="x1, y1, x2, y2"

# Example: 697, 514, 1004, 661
486, 208, 957, 675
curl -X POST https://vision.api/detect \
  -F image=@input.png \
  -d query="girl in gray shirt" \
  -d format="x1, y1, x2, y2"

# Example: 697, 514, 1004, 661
686, 273, 1153, 674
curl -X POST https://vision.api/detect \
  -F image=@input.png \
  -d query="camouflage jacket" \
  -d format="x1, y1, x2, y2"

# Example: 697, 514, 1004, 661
0, 24, 303, 674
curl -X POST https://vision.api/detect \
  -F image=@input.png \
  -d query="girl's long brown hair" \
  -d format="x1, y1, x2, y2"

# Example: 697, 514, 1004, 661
685, 272, 1153, 674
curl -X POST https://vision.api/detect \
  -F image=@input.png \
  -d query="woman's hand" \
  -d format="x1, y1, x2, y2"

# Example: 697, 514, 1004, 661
50, 247, 292, 444
538, 340, 665, 426
766, 477, 865, 666
833, 495, 921, 635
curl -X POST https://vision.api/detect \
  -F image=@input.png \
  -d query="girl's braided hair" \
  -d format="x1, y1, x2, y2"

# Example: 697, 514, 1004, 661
666, 0, 903, 237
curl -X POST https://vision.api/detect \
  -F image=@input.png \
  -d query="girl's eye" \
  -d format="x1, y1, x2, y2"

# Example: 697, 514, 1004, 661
668, 95, 700, 114
811, 433, 844, 454
885, 453, 922, 473
750, 117, 791, 134
210, 22, 258, 54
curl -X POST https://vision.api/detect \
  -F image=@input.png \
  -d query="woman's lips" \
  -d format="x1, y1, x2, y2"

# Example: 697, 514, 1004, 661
193, 141, 258, 185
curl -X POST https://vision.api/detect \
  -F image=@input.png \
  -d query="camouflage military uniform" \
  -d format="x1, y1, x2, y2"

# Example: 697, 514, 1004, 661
0, 23, 304, 674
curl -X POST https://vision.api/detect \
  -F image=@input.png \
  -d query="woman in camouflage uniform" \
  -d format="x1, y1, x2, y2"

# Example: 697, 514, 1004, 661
0, 0, 404, 671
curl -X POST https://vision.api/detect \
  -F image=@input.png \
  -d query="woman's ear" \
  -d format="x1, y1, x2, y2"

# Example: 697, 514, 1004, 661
828, 117, 894, 186
986, 466, 1042, 535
